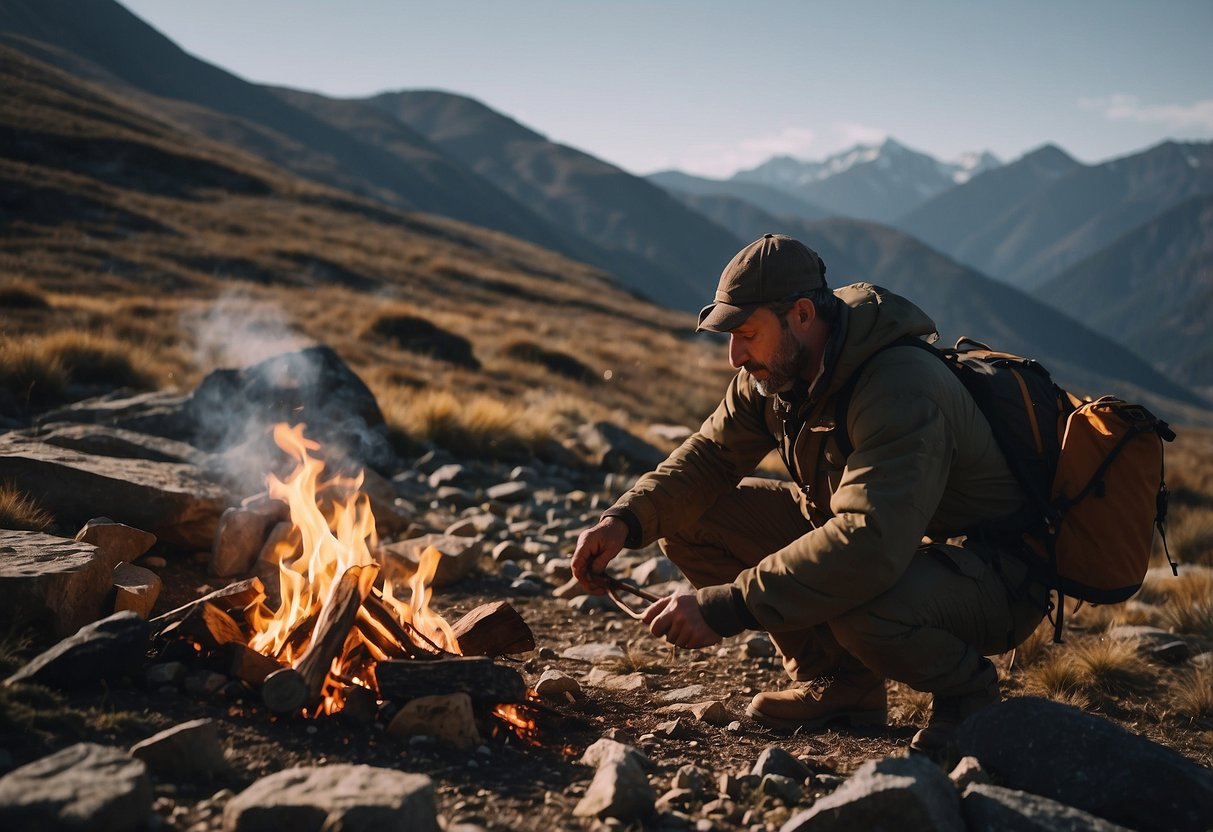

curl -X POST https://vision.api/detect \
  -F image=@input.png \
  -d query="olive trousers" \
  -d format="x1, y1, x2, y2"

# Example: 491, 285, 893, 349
660, 478, 1049, 697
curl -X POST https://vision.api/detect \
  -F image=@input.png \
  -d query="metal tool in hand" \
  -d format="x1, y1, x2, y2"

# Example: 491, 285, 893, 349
595, 573, 663, 620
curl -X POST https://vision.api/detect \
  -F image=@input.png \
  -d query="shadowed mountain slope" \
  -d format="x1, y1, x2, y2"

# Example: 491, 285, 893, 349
0, 0, 580, 257
899, 140, 1213, 289
895, 144, 1083, 257
646, 170, 831, 222
660, 190, 1208, 421
367, 90, 744, 310
1035, 196, 1213, 396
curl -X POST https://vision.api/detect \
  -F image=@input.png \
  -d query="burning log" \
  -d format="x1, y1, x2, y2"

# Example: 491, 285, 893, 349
150, 577, 265, 630
262, 565, 374, 714
449, 600, 535, 657
376, 656, 526, 705
171, 602, 245, 650
219, 642, 285, 686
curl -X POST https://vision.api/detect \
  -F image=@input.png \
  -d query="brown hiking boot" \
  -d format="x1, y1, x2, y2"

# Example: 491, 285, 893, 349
910, 660, 1001, 758
745, 668, 887, 730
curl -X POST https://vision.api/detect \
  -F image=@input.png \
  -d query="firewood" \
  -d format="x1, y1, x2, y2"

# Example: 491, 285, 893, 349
449, 600, 535, 657
150, 577, 265, 632
171, 602, 245, 650
261, 564, 374, 713
219, 642, 284, 686
376, 656, 526, 705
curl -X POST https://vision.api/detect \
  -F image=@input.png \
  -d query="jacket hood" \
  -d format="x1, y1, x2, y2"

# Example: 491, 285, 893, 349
821, 283, 938, 398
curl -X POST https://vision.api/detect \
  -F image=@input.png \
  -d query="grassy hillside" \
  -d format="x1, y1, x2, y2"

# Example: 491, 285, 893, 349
0, 45, 730, 452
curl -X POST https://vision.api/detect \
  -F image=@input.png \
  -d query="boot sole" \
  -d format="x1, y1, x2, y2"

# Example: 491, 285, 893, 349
744, 705, 887, 731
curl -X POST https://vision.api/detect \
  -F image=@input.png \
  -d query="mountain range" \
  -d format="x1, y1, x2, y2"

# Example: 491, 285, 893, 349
1, 0, 1210, 421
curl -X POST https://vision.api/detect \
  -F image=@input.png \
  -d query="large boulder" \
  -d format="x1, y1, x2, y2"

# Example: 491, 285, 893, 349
955, 696, 1213, 832
186, 346, 392, 471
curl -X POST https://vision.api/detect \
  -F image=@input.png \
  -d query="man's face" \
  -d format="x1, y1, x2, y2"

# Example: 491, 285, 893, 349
728, 306, 811, 396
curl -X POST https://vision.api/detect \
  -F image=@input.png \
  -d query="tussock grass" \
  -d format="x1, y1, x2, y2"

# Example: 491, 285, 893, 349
0, 483, 55, 532
1172, 667, 1213, 721
888, 683, 933, 726
1007, 618, 1057, 671
377, 387, 560, 460
0, 330, 162, 405
0, 336, 70, 404
1019, 637, 1153, 704
1158, 591, 1213, 640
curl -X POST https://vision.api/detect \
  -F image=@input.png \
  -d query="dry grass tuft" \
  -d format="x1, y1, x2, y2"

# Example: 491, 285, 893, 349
1066, 638, 1155, 694
1157, 592, 1213, 640
888, 683, 933, 727
0, 483, 55, 532
377, 387, 563, 460
0, 337, 70, 404
1172, 667, 1213, 721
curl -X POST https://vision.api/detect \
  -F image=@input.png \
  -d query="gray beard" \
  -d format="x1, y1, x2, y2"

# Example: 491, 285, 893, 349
747, 325, 811, 397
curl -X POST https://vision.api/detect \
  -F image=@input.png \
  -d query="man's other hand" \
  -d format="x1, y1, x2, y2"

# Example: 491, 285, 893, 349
571, 517, 629, 594
642, 591, 722, 649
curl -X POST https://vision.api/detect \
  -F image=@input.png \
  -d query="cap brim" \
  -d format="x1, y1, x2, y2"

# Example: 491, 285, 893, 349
696, 301, 758, 333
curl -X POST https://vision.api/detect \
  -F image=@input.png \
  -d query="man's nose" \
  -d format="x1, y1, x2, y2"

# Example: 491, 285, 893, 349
728, 334, 748, 369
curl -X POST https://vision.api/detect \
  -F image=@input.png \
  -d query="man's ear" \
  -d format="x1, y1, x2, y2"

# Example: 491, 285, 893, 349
792, 298, 816, 331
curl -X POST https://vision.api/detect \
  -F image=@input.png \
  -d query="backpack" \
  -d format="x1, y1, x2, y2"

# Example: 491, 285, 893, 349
834, 336, 1178, 641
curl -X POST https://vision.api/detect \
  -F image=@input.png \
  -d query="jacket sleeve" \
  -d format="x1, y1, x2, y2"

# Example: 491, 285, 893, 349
736, 351, 957, 631
609, 370, 777, 545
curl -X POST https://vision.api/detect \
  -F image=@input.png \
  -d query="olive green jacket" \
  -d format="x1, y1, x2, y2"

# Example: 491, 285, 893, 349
610, 283, 1025, 633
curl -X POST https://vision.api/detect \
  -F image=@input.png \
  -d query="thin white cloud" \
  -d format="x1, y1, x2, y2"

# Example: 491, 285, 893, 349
832, 121, 889, 147
1079, 94, 1213, 132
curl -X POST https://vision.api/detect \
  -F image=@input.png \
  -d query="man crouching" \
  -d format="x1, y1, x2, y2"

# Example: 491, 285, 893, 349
571, 233, 1050, 755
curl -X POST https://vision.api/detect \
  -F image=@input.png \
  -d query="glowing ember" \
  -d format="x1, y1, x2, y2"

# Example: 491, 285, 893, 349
243, 423, 460, 715
491, 703, 541, 745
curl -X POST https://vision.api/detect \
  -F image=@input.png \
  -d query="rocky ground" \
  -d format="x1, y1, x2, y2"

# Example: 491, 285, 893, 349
2, 351, 1212, 831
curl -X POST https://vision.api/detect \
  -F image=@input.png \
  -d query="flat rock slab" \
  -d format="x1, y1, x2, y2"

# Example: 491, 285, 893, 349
561, 642, 626, 663
4, 611, 150, 690
0, 435, 229, 549
38, 389, 194, 441
0, 742, 151, 832
19, 423, 203, 465
223, 764, 438, 832
955, 697, 1213, 832
0, 531, 112, 636
112, 562, 161, 618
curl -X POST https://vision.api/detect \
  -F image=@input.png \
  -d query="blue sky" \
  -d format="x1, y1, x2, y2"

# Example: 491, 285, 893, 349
120, 0, 1213, 177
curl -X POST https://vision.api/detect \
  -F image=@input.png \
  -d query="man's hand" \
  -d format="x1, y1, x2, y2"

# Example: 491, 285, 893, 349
571, 516, 629, 594
642, 590, 722, 650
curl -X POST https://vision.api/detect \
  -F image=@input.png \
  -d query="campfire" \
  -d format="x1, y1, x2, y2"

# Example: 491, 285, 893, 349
151, 422, 539, 739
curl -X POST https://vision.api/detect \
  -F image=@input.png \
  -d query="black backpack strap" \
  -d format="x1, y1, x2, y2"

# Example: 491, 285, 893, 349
834, 336, 937, 459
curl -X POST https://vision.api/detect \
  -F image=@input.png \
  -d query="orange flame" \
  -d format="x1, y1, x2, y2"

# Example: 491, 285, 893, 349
245, 423, 459, 715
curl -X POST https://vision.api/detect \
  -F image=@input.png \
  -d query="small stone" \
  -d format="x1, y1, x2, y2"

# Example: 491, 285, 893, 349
144, 662, 186, 688
654, 718, 691, 738
661, 685, 705, 703
182, 671, 227, 697
672, 765, 710, 797
580, 738, 650, 770
75, 518, 157, 570
535, 669, 582, 701
491, 540, 528, 562
655, 788, 697, 812
584, 668, 647, 692
428, 464, 466, 488
510, 578, 543, 597
562, 642, 625, 663
751, 745, 811, 781
112, 562, 161, 618
568, 594, 617, 613
210, 507, 275, 578
486, 482, 530, 503
757, 773, 801, 806
140, 555, 168, 568
743, 633, 777, 658
130, 719, 228, 778
949, 756, 991, 792
499, 561, 523, 580
388, 693, 481, 750
573, 756, 655, 820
